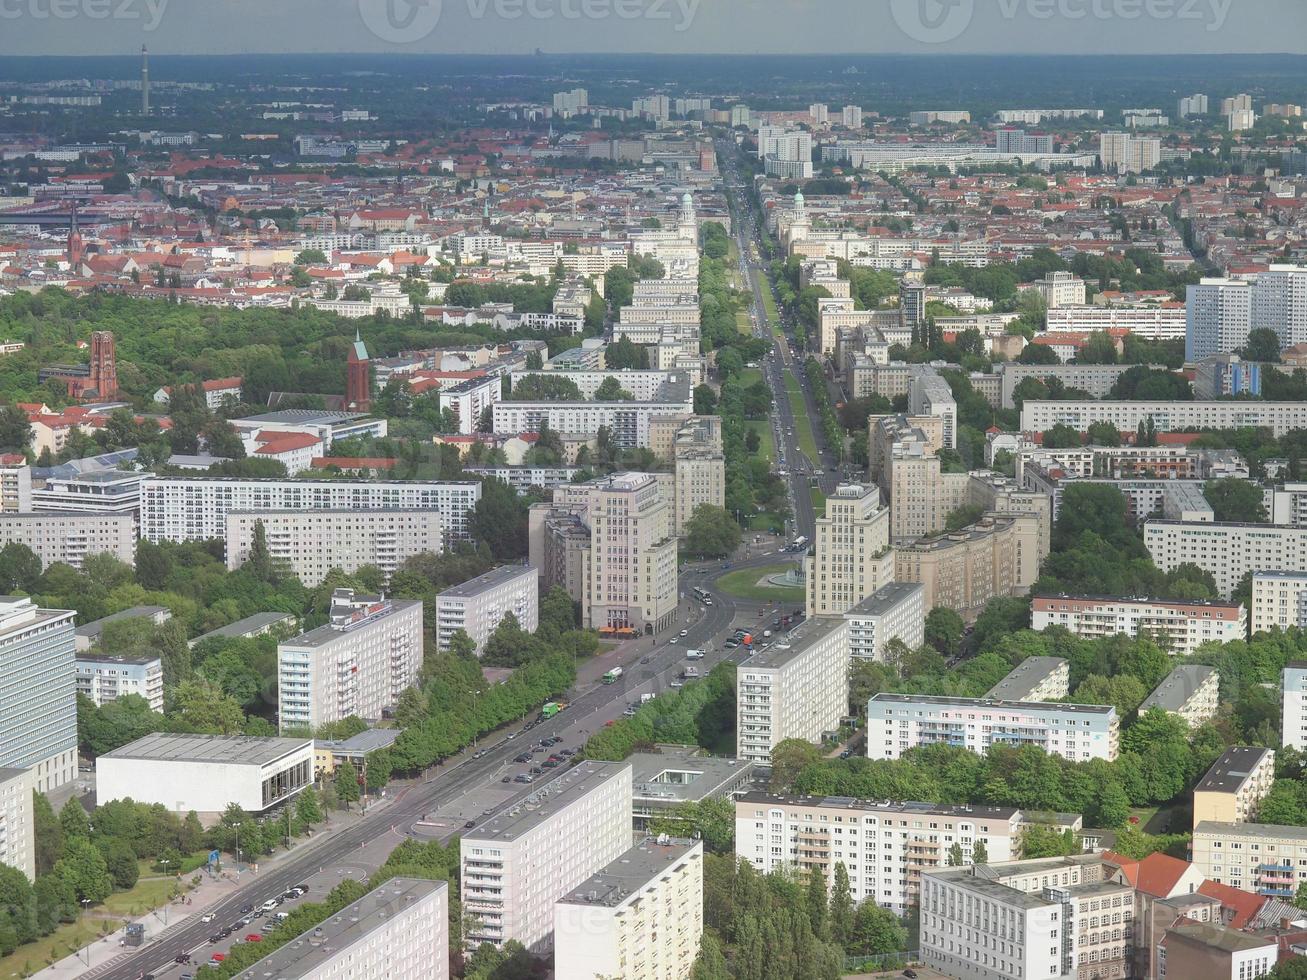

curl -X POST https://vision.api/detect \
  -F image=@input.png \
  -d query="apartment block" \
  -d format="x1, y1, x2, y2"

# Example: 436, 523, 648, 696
554, 837, 704, 980
1139, 665, 1220, 728
736, 617, 850, 766
75, 654, 164, 712
804, 484, 893, 617
1192, 820, 1307, 897
883, 440, 969, 543
1187, 279, 1253, 361
629, 750, 756, 833
1192, 747, 1275, 829
985, 657, 1070, 703
435, 564, 538, 655
867, 693, 1119, 762
671, 416, 725, 536
1029, 271, 1087, 309
1021, 401, 1307, 439
0, 596, 77, 793
996, 362, 1150, 410
0, 511, 134, 569
1283, 662, 1307, 752
736, 793, 1022, 915
908, 368, 958, 449
0, 461, 31, 512
277, 590, 423, 732
140, 477, 480, 546
461, 761, 633, 952
225, 509, 443, 586
231, 877, 448, 980
843, 582, 925, 661
438, 375, 501, 435
1144, 520, 1307, 597
1251, 265, 1307, 348
0, 768, 34, 880
1031, 594, 1246, 655
1043, 305, 1186, 341
921, 855, 1136, 980
1252, 572, 1307, 634
893, 513, 1041, 615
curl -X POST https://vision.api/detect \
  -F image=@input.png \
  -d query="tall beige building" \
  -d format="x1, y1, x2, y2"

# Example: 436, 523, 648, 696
894, 512, 1040, 615
805, 484, 893, 617
885, 443, 969, 543
671, 416, 725, 536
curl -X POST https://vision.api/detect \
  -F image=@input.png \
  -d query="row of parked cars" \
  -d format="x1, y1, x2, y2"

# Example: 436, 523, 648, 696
194, 884, 311, 971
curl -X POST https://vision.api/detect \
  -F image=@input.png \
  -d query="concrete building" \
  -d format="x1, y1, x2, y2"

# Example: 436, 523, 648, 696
908, 367, 958, 449
629, 750, 755, 833
30, 469, 145, 517
1139, 665, 1220, 728
1159, 922, 1275, 980
0, 461, 32, 512
75, 654, 164, 712
461, 761, 633, 952
883, 439, 970, 543
554, 837, 703, 980
736, 794, 1022, 916
0, 768, 34, 880
1031, 594, 1246, 655
804, 484, 893, 617
0, 596, 76, 793
277, 590, 423, 732
1193, 819, 1307, 897
1163, 482, 1214, 523
140, 477, 479, 548
1267, 485, 1307, 527
1284, 662, 1307, 752
188, 612, 297, 649
894, 513, 1041, 615
224, 509, 442, 586
96, 733, 314, 814
75, 605, 172, 652
867, 693, 1119, 762
438, 375, 501, 435
1044, 305, 1186, 341
671, 415, 725, 536
1252, 265, 1307, 349
736, 617, 850, 766
0, 511, 134, 570
1100, 131, 1161, 172
984, 657, 1070, 702
1191, 746, 1276, 830
1187, 279, 1254, 361
1020, 400, 1307, 439
1028, 271, 1086, 309
435, 564, 538, 655
1144, 520, 1307, 597
1194, 354, 1265, 399
232, 877, 448, 980
491, 390, 694, 451
996, 362, 1149, 410
842, 583, 926, 661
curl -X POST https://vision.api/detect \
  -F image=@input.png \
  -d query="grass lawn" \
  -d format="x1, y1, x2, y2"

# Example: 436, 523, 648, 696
716, 561, 805, 603
736, 309, 752, 335
745, 419, 775, 463
102, 875, 188, 918
747, 511, 785, 534
737, 367, 764, 388
783, 372, 821, 460
760, 286, 782, 336
809, 486, 826, 515
0, 918, 124, 978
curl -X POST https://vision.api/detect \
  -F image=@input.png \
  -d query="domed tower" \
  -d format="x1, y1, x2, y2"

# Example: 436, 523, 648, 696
790, 189, 810, 242
346, 330, 371, 412
677, 191, 696, 241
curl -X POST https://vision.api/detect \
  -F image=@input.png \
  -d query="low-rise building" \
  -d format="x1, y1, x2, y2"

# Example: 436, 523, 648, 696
736, 793, 1023, 915
867, 693, 1119, 762
1139, 664, 1220, 728
1159, 922, 1276, 980
96, 733, 314, 814
984, 656, 1070, 702
1031, 594, 1246, 655
1192, 746, 1276, 829
554, 837, 704, 980
75, 653, 164, 712
187, 611, 298, 649
75, 605, 172, 652
842, 583, 926, 661
435, 564, 539, 655
737, 617, 849, 766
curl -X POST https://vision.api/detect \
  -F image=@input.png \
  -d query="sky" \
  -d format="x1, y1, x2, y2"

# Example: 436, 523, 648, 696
0, 0, 1303, 57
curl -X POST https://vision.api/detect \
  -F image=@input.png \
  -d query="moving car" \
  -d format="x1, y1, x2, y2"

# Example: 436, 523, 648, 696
244, 934, 263, 943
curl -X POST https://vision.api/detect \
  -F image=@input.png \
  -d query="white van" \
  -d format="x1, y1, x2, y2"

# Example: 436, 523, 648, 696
685, 649, 704, 660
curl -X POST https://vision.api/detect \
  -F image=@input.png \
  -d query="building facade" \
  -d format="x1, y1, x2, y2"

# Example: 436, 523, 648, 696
1191, 747, 1276, 829
1031, 595, 1246, 655
435, 564, 539, 655
1144, 520, 1307, 597
1021, 400, 1307, 439
804, 484, 893, 617
842, 583, 926, 661
1187, 278, 1253, 361
0, 596, 76, 793
1284, 662, 1307, 752
75, 654, 164, 712
893, 513, 1041, 615
1139, 665, 1220, 728
1252, 572, 1307, 634
0, 511, 134, 570
1192, 820, 1307, 897
0, 768, 34, 880
985, 657, 1070, 702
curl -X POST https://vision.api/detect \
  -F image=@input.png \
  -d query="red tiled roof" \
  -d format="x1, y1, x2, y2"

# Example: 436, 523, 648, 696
1198, 880, 1264, 930
1134, 852, 1194, 898
310, 457, 397, 470
253, 433, 321, 454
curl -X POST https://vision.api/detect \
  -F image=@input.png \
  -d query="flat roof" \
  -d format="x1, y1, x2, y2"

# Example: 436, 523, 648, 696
240, 409, 370, 425
436, 563, 536, 600
1196, 746, 1274, 794
1169, 922, 1276, 954
1195, 820, 1307, 842
740, 615, 845, 671
280, 599, 420, 650
316, 729, 401, 754
232, 878, 446, 979
737, 792, 1019, 821
76, 605, 170, 638
75, 653, 159, 667
630, 751, 753, 804
1140, 664, 1217, 713
100, 733, 312, 767
869, 692, 1114, 716
558, 837, 700, 908
189, 611, 297, 647
924, 867, 1052, 910
463, 761, 630, 843
985, 657, 1067, 701
844, 582, 923, 618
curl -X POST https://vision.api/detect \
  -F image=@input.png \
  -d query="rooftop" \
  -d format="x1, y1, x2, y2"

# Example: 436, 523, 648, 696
1140, 664, 1218, 713
737, 792, 1019, 822
869, 692, 1114, 716
844, 582, 923, 618
188, 611, 298, 647
630, 750, 753, 805
739, 615, 846, 671
1168, 921, 1276, 954
985, 656, 1068, 701
231, 878, 446, 979
280, 597, 420, 650
436, 563, 536, 600
316, 729, 402, 755
240, 409, 371, 426
101, 733, 311, 767
1195, 746, 1275, 794
462, 761, 630, 843
75, 605, 170, 639
1195, 820, 1307, 842
558, 837, 701, 909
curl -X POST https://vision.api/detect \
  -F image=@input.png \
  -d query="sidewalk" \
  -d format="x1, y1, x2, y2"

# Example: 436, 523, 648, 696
32, 798, 394, 979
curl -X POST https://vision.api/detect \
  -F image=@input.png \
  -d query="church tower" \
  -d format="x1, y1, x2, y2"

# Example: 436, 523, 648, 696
346, 331, 371, 412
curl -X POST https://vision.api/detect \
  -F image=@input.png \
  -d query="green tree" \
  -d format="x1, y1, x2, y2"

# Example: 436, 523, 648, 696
972, 839, 989, 865
59, 799, 91, 843
336, 760, 361, 809
0, 542, 41, 594
296, 787, 323, 826
33, 792, 63, 876
829, 862, 855, 947
245, 519, 277, 582
925, 608, 965, 658
690, 932, 731, 980
1204, 478, 1268, 523
682, 506, 742, 558
0, 864, 37, 951
96, 837, 140, 890
54, 838, 112, 904
1041, 423, 1083, 448
0, 404, 32, 453
850, 900, 907, 955
1240, 327, 1282, 363
1086, 420, 1121, 447
168, 680, 246, 734
947, 842, 965, 866
693, 384, 718, 415
806, 866, 829, 939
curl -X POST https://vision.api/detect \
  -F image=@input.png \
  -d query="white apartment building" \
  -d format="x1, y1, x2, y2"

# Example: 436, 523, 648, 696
75, 654, 164, 712
1021, 400, 1307, 438
804, 484, 893, 617
843, 583, 926, 661
1145, 520, 1307, 597
1268, 484, 1307, 527
1192, 746, 1275, 828
0, 511, 134, 569
462, 761, 632, 952
491, 398, 693, 451
1044, 304, 1187, 341
1251, 265, 1307, 348
736, 617, 850, 766
1100, 131, 1160, 173
1192, 819, 1307, 898
1284, 661, 1307, 752
1187, 279, 1253, 361
985, 657, 1070, 703
736, 794, 1021, 916
509, 369, 678, 402
224, 509, 442, 586
554, 837, 703, 980
1028, 271, 1086, 309
276, 590, 423, 732
232, 878, 448, 980
0, 768, 34, 880
1031, 594, 1246, 655
908, 368, 958, 449
140, 477, 480, 546
1178, 94, 1209, 117
1251, 572, 1307, 634
0, 462, 32, 512
1139, 664, 1220, 728
0, 596, 76, 793
438, 375, 501, 435
867, 693, 1119, 762
435, 564, 539, 655
997, 362, 1154, 410
29, 470, 144, 516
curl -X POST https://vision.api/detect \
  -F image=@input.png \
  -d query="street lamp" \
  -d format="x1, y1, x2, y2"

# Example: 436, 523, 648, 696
233, 822, 242, 873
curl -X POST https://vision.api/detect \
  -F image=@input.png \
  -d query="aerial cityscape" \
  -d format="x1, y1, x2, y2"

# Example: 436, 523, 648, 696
2, 4, 1307, 980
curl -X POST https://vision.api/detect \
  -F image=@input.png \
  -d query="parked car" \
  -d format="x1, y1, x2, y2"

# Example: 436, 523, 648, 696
501, 775, 512, 783
244, 934, 262, 943
513, 774, 532, 784
514, 753, 531, 763
207, 935, 223, 945
542, 760, 560, 768
529, 766, 544, 775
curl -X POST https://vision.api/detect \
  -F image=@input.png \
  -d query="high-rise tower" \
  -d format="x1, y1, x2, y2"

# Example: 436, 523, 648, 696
141, 46, 150, 116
